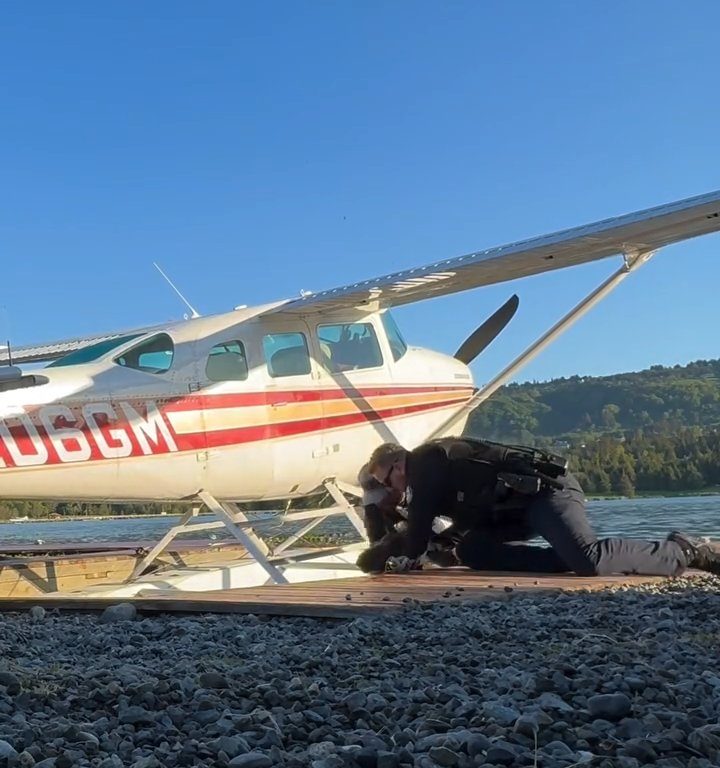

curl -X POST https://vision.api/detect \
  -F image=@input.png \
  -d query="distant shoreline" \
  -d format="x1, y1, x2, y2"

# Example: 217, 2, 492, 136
3, 489, 720, 524
586, 487, 720, 501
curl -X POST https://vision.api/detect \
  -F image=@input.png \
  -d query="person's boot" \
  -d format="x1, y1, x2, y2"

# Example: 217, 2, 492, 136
667, 531, 720, 575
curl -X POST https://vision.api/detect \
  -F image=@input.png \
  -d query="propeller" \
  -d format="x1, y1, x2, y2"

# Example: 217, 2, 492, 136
453, 294, 519, 365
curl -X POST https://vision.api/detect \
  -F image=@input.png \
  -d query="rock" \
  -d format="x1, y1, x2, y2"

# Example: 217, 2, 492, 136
536, 692, 575, 712
208, 736, 251, 758
415, 734, 448, 751
376, 752, 399, 768
621, 738, 658, 762
194, 708, 222, 724
688, 724, 720, 757
427, 746, 460, 766
312, 758, 345, 768
228, 753, 272, 768
485, 742, 518, 765
307, 742, 337, 759
465, 734, 492, 757
99, 758, 124, 768
119, 706, 155, 725
616, 757, 640, 768
72, 731, 100, 746
353, 748, 380, 768
366, 693, 388, 713
342, 691, 367, 711
18, 751, 36, 768
544, 740, 575, 757
99, 603, 137, 623
199, 672, 230, 689
514, 715, 539, 737
0, 740, 19, 760
587, 693, 632, 721
131, 758, 160, 768
482, 703, 520, 726
0, 672, 21, 695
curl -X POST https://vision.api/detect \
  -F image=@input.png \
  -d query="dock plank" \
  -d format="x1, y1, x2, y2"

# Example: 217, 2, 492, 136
0, 569, 691, 619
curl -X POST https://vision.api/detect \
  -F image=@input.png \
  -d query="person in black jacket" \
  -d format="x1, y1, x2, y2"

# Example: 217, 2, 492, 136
356, 446, 462, 571
356, 438, 720, 577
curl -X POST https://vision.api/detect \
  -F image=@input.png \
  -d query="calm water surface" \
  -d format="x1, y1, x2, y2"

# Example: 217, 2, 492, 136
0, 496, 718, 545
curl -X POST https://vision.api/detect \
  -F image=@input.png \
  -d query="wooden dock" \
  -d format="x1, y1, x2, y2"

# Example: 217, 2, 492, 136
0, 540, 249, 597
0, 569, 688, 619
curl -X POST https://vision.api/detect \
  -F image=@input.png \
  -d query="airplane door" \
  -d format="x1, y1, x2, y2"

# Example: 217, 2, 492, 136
312, 318, 396, 483
192, 332, 272, 500
259, 319, 325, 497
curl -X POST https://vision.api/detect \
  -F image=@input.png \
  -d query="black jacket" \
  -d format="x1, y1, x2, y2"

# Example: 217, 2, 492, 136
400, 438, 561, 557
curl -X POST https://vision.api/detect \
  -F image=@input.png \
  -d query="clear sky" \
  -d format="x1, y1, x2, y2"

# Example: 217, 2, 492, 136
2, 1, 719, 386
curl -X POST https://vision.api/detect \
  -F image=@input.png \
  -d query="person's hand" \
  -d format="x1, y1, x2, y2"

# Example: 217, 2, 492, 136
385, 555, 421, 573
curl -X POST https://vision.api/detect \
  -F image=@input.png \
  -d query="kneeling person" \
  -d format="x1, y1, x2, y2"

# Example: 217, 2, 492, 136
357, 438, 720, 578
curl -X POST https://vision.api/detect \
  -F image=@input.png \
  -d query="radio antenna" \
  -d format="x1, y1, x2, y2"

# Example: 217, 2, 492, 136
153, 262, 201, 319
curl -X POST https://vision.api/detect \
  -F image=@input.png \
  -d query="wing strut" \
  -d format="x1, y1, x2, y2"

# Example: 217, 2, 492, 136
426, 249, 656, 441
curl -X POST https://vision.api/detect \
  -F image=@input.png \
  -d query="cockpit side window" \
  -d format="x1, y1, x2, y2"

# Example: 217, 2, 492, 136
205, 340, 248, 382
263, 332, 311, 377
381, 312, 407, 361
114, 333, 174, 374
316, 322, 383, 372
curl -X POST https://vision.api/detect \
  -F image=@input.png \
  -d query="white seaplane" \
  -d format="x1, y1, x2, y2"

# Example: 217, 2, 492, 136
2, 189, 720, 594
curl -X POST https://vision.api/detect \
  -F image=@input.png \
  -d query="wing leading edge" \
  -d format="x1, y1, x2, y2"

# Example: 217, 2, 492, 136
274, 188, 720, 314
0, 329, 152, 366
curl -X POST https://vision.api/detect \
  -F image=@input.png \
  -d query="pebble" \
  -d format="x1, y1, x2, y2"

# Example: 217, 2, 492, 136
98, 602, 137, 623
588, 693, 632, 720
228, 753, 272, 767
0, 575, 716, 767
0, 740, 19, 760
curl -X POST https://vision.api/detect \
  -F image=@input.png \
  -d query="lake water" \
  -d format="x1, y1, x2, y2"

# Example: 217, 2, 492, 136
0, 495, 718, 546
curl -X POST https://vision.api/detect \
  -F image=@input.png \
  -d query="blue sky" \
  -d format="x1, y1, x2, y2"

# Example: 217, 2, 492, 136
1, 2, 719, 386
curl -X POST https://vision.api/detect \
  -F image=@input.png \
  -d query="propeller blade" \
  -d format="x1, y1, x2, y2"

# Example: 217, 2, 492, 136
454, 294, 519, 365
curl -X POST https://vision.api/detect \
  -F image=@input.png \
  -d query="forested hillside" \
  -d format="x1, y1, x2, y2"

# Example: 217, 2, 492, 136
468, 358, 720, 442
466, 358, 720, 495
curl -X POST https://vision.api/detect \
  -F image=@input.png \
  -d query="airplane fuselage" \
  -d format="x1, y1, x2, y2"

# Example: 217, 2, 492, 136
0, 304, 473, 502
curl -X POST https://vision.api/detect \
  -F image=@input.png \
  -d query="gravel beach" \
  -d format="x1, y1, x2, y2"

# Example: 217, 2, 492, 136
1, 575, 719, 768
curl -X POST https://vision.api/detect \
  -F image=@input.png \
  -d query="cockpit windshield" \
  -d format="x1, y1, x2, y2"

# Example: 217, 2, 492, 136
47, 334, 144, 368
381, 311, 408, 361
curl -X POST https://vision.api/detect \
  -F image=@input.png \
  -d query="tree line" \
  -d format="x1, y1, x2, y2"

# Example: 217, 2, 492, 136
565, 427, 720, 496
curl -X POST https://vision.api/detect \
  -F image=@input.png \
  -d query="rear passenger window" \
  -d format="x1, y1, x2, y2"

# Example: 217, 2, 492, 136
205, 340, 248, 381
263, 332, 311, 377
316, 323, 383, 371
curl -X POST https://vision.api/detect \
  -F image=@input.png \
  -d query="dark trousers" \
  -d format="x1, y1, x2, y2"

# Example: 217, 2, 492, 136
455, 476, 688, 576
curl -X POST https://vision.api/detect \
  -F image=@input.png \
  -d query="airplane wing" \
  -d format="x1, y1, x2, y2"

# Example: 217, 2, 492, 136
275, 189, 720, 314
5, 189, 720, 365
